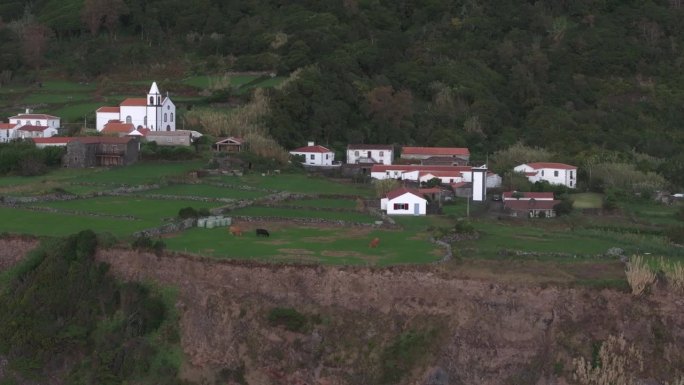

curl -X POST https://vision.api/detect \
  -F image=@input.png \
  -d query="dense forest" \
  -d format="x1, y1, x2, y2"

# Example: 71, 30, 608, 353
1, 0, 683, 187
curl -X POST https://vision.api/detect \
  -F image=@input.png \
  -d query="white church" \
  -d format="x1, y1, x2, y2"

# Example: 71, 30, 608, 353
95, 82, 176, 132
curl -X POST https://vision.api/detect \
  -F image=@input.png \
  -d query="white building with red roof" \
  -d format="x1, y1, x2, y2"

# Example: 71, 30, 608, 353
96, 82, 176, 132
0, 123, 19, 143
9, 111, 60, 130
400, 146, 470, 165
514, 162, 577, 188
289, 141, 335, 166
15, 125, 58, 139
380, 187, 427, 215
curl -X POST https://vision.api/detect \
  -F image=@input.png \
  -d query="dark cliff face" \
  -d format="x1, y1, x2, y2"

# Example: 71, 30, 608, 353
2, 239, 682, 384
93, 248, 684, 385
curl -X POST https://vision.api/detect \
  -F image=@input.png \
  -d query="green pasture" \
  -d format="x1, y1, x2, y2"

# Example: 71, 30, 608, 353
277, 197, 360, 209
621, 200, 682, 226
41, 80, 96, 92
570, 193, 604, 209
36, 196, 219, 223
142, 184, 268, 200
462, 220, 683, 260
164, 223, 442, 265
48, 102, 103, 121
0, 207, 152, 236
230, 206, 377, 223
22, 93, 91, 104
208, 174, 372, 196
69, 161, 205, 185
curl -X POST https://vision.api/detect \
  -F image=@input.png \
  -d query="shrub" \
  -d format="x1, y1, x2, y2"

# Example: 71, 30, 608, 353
572, 334, 644, 385
267, 307, 307, 332
554, 199, 573, 216
178, 207, 199, 219
379, 329, 436, 384
132, 236, 166, 255
664, 226, 684, 245
625, 255, 656, 296
659, 259, 684, 293
454, 220, 475, 234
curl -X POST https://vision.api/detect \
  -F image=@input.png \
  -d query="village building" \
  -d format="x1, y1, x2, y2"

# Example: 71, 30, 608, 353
0, 123, 19, 142
380, 187, 427, 216
15, 125, 59, 139
502, 198, 561, 218
289, 141, 335, 166
101, 121, 136, 136
63, 137, 140, 168
514, 162, 578, 188
346, 144, 393, 165
9, 111, 60, 130
400, 146, 470, 165
2, 110, 60, 140
96, 82, 176, 132
146, 130, 193, 146
502, 191, 555, 201
214, 137, 245, 153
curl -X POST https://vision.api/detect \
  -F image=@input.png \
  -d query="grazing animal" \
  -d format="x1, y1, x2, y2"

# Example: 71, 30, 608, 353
229, 226, 242, 236
369, 237, 380, 248
256, 228, 270, 237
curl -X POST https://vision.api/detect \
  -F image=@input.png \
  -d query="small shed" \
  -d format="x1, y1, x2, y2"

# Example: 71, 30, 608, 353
214, 137, 245, 153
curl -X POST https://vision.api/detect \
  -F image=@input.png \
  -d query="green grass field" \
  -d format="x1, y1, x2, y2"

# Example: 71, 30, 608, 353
277, 197, 360, 209
621, 200, 683, 226
230, 206, 377, 223
570, 193, 604, 209
209, 174, 373, 196
164, 222, 442, 265
142, 184, 268, 200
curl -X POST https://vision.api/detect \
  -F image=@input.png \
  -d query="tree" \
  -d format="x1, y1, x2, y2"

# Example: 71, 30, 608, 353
373, 178, 400, 198
365, 86, 414, 143
20, 23, 52, 69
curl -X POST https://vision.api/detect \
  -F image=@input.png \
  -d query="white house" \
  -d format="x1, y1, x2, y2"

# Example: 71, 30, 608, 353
487, 172, 502, 188
0, 123, 19, 143
96, 82, 176, 132
9, 111, 60, 130
514, 162, 577, 188
290, 141, 335, 166
346, 144, 393, 165
418, 171, 465, 185
15, 125, 58, 139
380, 187, 427, 215
371, 165, 472, 181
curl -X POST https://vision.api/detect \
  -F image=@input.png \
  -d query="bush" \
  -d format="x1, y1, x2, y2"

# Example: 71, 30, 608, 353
554, 199, 573, 216
132, 236, 166, 255
178, 207, 199, 219
625, 255, 656, 296
379, 329, 436, 384
267, 307, 307, 332
454, 220, 475, 234
664, 226, 684, 245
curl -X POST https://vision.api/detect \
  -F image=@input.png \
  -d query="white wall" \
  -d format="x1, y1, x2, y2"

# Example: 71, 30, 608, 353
10, 117, 60, 128
290, 151, 334, 166
96, 112, 120, 131
347, 148, 392, 165
386, 193, 426, 215
486, 173, 502, 188
514, 164, 577, 188
419, 173, 464, 184
472, 169, 487, 201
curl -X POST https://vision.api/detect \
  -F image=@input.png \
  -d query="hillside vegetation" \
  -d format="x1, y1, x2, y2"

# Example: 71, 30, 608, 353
0, 0, 683, 188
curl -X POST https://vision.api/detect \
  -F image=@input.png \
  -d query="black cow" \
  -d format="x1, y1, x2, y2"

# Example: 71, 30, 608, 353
256, 228, 270, 237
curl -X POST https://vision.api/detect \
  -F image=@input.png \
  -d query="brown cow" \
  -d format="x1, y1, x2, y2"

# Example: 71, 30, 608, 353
369, 237, 380, 248
229, 226, 243, 236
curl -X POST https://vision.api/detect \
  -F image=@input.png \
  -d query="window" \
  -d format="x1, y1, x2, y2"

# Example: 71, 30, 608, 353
164, 113, 167, 122
167, 105, 170, 110
144, 116, 147, 126
386, 171, 390, 175
149, 97, 154, 104
354, 151, 359, 156
570, 170, 574, 179
554, 171, 559, 177
17, 120, 20, 125
325, 154, 329, 159
310, 154, 314, 160
380, 151, 384, 156
393, 203, 409, 210
541, 170, 544, 176
170, 113, 174, 122
126, 116, 132, 124
36, 121, 40, 125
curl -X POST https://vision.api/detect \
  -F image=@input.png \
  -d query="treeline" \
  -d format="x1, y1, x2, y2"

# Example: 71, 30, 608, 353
0, 140, 63, 176
0, 231, 185, 384
1, 1, 684, 187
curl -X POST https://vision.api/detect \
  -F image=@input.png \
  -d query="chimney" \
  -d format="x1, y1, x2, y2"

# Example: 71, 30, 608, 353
25, 108, 31, 114
308, 141, 315, 147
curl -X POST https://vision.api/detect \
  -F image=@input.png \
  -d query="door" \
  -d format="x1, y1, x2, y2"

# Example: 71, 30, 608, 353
414, 203, 420, 215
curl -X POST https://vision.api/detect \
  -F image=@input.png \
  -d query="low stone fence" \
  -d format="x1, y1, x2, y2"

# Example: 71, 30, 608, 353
133, 217, 197, 238
432, 239, 453, 263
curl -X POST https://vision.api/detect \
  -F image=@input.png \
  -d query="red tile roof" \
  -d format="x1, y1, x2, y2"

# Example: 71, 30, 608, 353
386, 187, 424, 200
291, 145, 332, 153
372, 165, 472, 173
503, 199, 561, 211
97, 106, 120, 113
32, 137, 75, 144
402, 146, 470, 156
0, 123, 17, 129
17, 125, 49, 132
119, 98, 147, 107
502, 191, 555, 200
71, 136, 135, 144
419, 171, 464, 178
525, 162, 576, 170
347, 144, 393, 150
9, 113, 59, 120
102, 122, 135, 134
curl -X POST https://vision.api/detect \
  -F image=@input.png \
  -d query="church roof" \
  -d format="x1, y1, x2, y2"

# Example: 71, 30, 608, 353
120, 98, 147, 107
149, 81, 160, 95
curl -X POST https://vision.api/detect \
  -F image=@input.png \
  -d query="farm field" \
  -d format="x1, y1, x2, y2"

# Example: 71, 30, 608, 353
230, 206, 377, 223
142, 184, 268, 200
164, 217, 444, 265
206, 174, 373, 196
